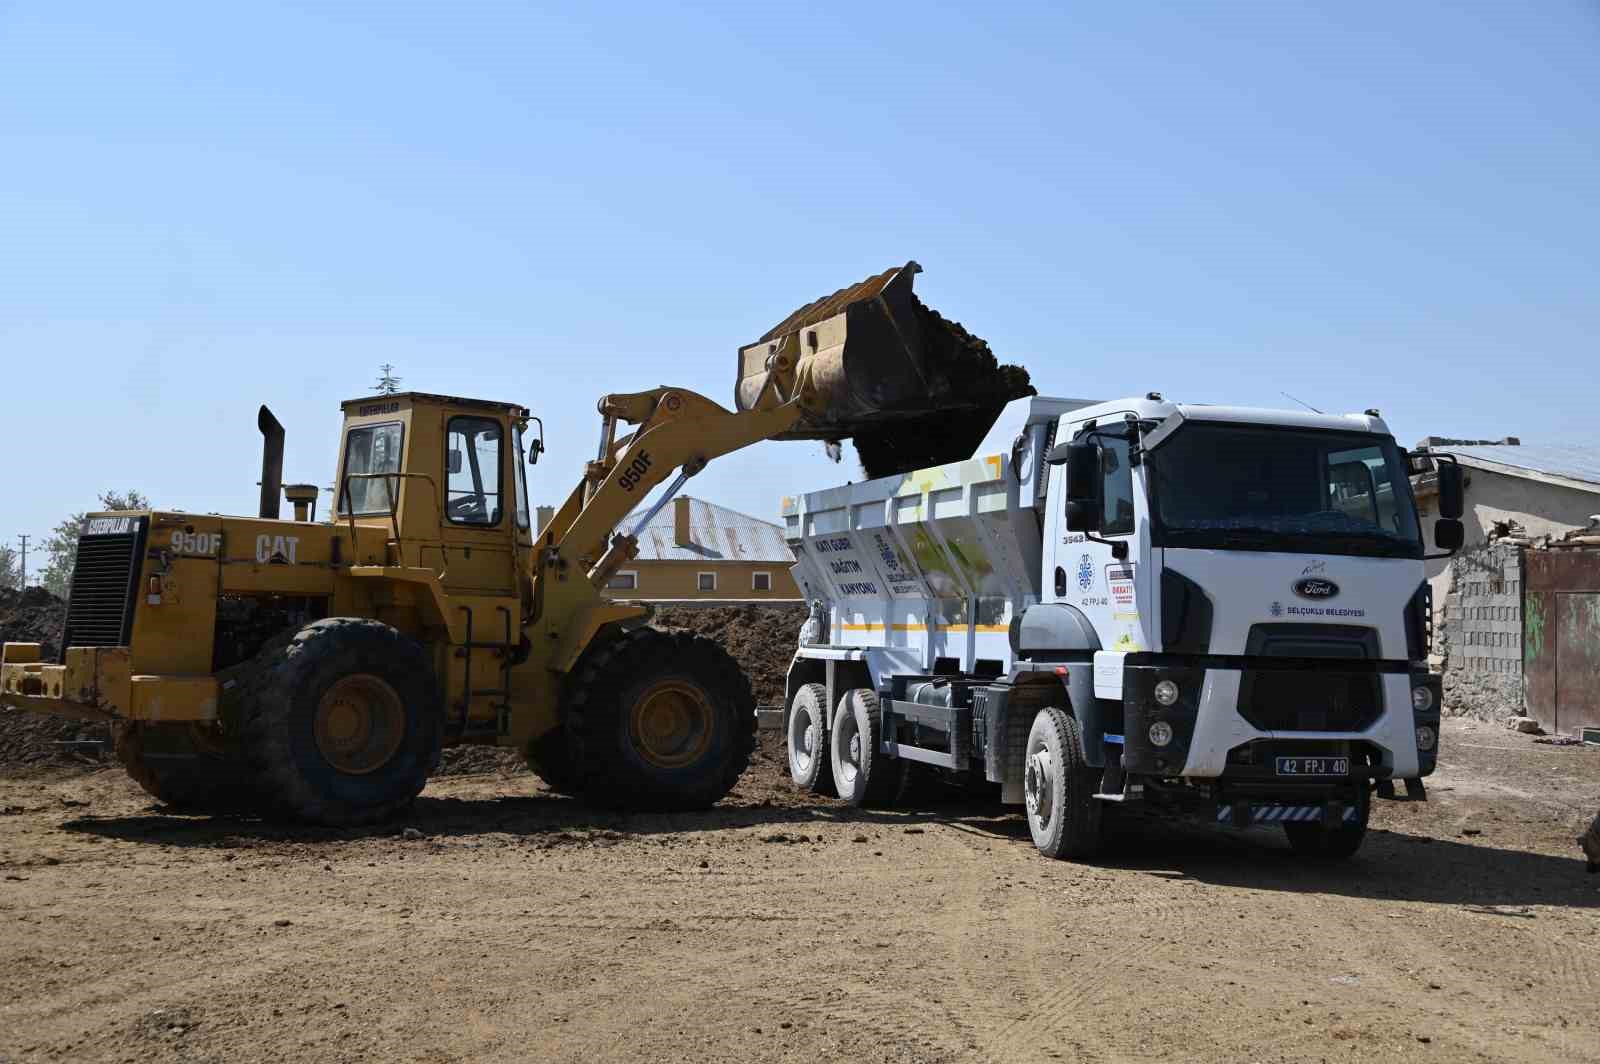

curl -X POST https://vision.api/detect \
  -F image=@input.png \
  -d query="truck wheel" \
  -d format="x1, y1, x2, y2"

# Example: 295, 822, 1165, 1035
240, 618, 442, 826
566, 628, 754, 811
786, 683, 835, 795
523, 727, 583, 795
830, 688, 904, 807
1023, 707, 1103, 860
114, 723, 258, 811
1283, 789, 1371, 860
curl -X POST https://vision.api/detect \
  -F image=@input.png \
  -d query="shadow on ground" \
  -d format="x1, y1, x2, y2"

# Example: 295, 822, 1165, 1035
57, 785, 1597, 910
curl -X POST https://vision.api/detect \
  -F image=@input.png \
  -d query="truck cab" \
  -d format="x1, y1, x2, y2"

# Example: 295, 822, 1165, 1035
781, 393, 1464, 861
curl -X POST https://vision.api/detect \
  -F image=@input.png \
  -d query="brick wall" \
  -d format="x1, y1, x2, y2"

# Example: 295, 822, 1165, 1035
1441, 542, 1524, 721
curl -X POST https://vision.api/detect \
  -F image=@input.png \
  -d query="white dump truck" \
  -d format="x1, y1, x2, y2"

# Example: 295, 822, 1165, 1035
780, 393, 1465, 860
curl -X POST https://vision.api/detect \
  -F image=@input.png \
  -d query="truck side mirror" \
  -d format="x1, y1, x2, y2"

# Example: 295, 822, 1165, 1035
1063, 442, 1103, 533
1434, 518, 1464, 552
448, 449, 463, 475
1437, 461, 1464, 520
526, 416, 545, 465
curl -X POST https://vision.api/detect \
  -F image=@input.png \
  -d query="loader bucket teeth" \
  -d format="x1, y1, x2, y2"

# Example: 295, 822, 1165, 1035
734, 261, 1033, 464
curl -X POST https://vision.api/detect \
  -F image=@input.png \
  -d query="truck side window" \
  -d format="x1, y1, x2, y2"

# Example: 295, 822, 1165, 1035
446, 416, 503, 526
1100, 434, 1136, 535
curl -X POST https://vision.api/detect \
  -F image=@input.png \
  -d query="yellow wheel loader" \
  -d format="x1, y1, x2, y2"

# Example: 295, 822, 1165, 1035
0, 263, 1028, 824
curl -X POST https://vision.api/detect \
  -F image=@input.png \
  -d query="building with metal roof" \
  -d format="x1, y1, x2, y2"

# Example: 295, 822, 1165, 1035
597, 496, 799, 603
1412, 438, 1600, 660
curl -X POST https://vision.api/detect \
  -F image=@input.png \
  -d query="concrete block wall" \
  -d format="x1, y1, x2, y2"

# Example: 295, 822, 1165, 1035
1440, 543, 1524, 721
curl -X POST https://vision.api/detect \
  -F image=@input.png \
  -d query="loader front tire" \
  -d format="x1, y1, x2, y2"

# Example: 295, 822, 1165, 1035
566, 628, 754, 811
240, 618, 442, 826
114, 723, 258, 811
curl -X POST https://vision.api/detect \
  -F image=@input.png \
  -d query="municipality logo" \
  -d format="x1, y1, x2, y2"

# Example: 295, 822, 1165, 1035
1269, 601, 1284, 617
1077, 554, 1095, 591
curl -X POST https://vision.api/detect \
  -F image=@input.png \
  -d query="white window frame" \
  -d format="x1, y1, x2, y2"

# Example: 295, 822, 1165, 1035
697, 571, 717, 593
752, 571, 772, 592
607, 570, 639, 591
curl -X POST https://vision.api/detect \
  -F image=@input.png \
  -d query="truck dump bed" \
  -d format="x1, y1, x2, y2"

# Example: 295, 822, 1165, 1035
782, 396, 1093, 673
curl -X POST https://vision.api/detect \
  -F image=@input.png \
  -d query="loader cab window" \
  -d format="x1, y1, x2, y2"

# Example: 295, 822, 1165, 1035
446, 416, 503, 526
338, 422, 404, 516
512, 425, 531, 531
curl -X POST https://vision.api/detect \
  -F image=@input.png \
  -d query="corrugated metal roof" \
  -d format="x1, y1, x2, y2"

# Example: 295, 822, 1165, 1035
1446, 443, 1600, 491
629, 496, 795, 563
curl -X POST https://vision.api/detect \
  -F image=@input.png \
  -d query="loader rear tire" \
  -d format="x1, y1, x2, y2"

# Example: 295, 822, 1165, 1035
829, 688, 905, 808
523, 727, 583, 795
566, 627, 755, 811
786, 683, 834, 796
114, 723, 258, 811
240, 618, 442, 826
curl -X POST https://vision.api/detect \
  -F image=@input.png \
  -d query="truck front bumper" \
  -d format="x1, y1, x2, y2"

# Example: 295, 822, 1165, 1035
1118, 664, 1439, 782
0, 642, 218, 723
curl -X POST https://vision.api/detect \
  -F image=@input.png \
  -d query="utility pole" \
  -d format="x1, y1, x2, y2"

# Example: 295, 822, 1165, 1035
16, 533, 29, 589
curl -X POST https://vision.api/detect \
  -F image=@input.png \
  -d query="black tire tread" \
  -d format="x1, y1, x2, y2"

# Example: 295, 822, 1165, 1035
239, 617, 441, 826
566, 627, 755, 811
787, 682, 834, 795
113, 723, 256, 811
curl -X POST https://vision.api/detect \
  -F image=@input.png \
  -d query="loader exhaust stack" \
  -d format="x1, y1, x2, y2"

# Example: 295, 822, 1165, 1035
257, 405, 284, 520
734, 261, 1032, 476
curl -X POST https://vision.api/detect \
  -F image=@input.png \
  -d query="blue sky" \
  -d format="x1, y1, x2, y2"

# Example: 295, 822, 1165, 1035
2, 2, 1597, 569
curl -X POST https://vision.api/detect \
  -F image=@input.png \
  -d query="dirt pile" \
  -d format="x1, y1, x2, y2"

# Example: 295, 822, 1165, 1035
853, 300, 1033, 478
0, 587, 110, 773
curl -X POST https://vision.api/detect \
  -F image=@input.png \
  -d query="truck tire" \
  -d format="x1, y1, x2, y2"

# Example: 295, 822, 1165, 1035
786, 683, 835, 795
1023, 707, 1103, 860
114, 723, 258, 811
829, 688, 905, 807
523, 727, 583, 795
566, 628, 754, 811
239, 618, 442, 826
1283, 789, 1371, 860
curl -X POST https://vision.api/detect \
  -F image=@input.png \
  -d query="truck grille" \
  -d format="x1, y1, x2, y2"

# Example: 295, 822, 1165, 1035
1237, 623, 1384, 733
61, 516, 147, 656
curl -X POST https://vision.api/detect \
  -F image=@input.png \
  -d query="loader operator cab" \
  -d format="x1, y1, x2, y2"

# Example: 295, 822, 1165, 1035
333, 392, 535, 594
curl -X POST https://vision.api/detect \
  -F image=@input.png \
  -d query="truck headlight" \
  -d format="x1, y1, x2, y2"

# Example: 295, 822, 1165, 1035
1148, 721, 1174, 747
1153, 680, 1180, 707
1416, 724, 1437, 752
1411, 685, 1434, 712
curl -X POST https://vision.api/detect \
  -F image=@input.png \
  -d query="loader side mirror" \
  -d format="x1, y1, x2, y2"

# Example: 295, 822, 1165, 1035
1434, 518, 1464, 552
1064, 442, 1103, 533
526, 416, 545, 465
1437, 461, 1464, 520
448, 449, 463, 475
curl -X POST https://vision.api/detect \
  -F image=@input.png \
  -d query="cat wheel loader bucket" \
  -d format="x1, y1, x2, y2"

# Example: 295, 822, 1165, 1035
735, 261, 1032, 474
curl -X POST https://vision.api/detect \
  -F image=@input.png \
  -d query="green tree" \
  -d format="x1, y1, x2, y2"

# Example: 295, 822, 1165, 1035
374, 363, 402, 395
40, 490, 150, 597
0, 545, 18, 591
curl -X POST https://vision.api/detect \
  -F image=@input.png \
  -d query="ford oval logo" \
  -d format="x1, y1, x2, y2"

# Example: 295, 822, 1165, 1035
1293, 578, 1339, 600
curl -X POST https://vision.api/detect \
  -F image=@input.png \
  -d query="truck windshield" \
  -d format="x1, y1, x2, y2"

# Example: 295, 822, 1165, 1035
1146, 423, 1423, 558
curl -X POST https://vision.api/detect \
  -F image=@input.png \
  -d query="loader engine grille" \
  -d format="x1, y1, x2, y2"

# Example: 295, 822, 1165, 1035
61, 516, 148, 657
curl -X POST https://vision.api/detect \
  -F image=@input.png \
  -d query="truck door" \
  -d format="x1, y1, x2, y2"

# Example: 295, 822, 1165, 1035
1046, 415, 1152, 653
433, 412, 517, 596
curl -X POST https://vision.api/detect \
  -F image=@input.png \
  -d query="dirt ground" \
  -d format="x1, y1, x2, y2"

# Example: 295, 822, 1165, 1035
2, 718, 1598, 1064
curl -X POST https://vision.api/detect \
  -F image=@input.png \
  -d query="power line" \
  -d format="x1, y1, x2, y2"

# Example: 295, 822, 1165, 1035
16, 533, 29, 588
